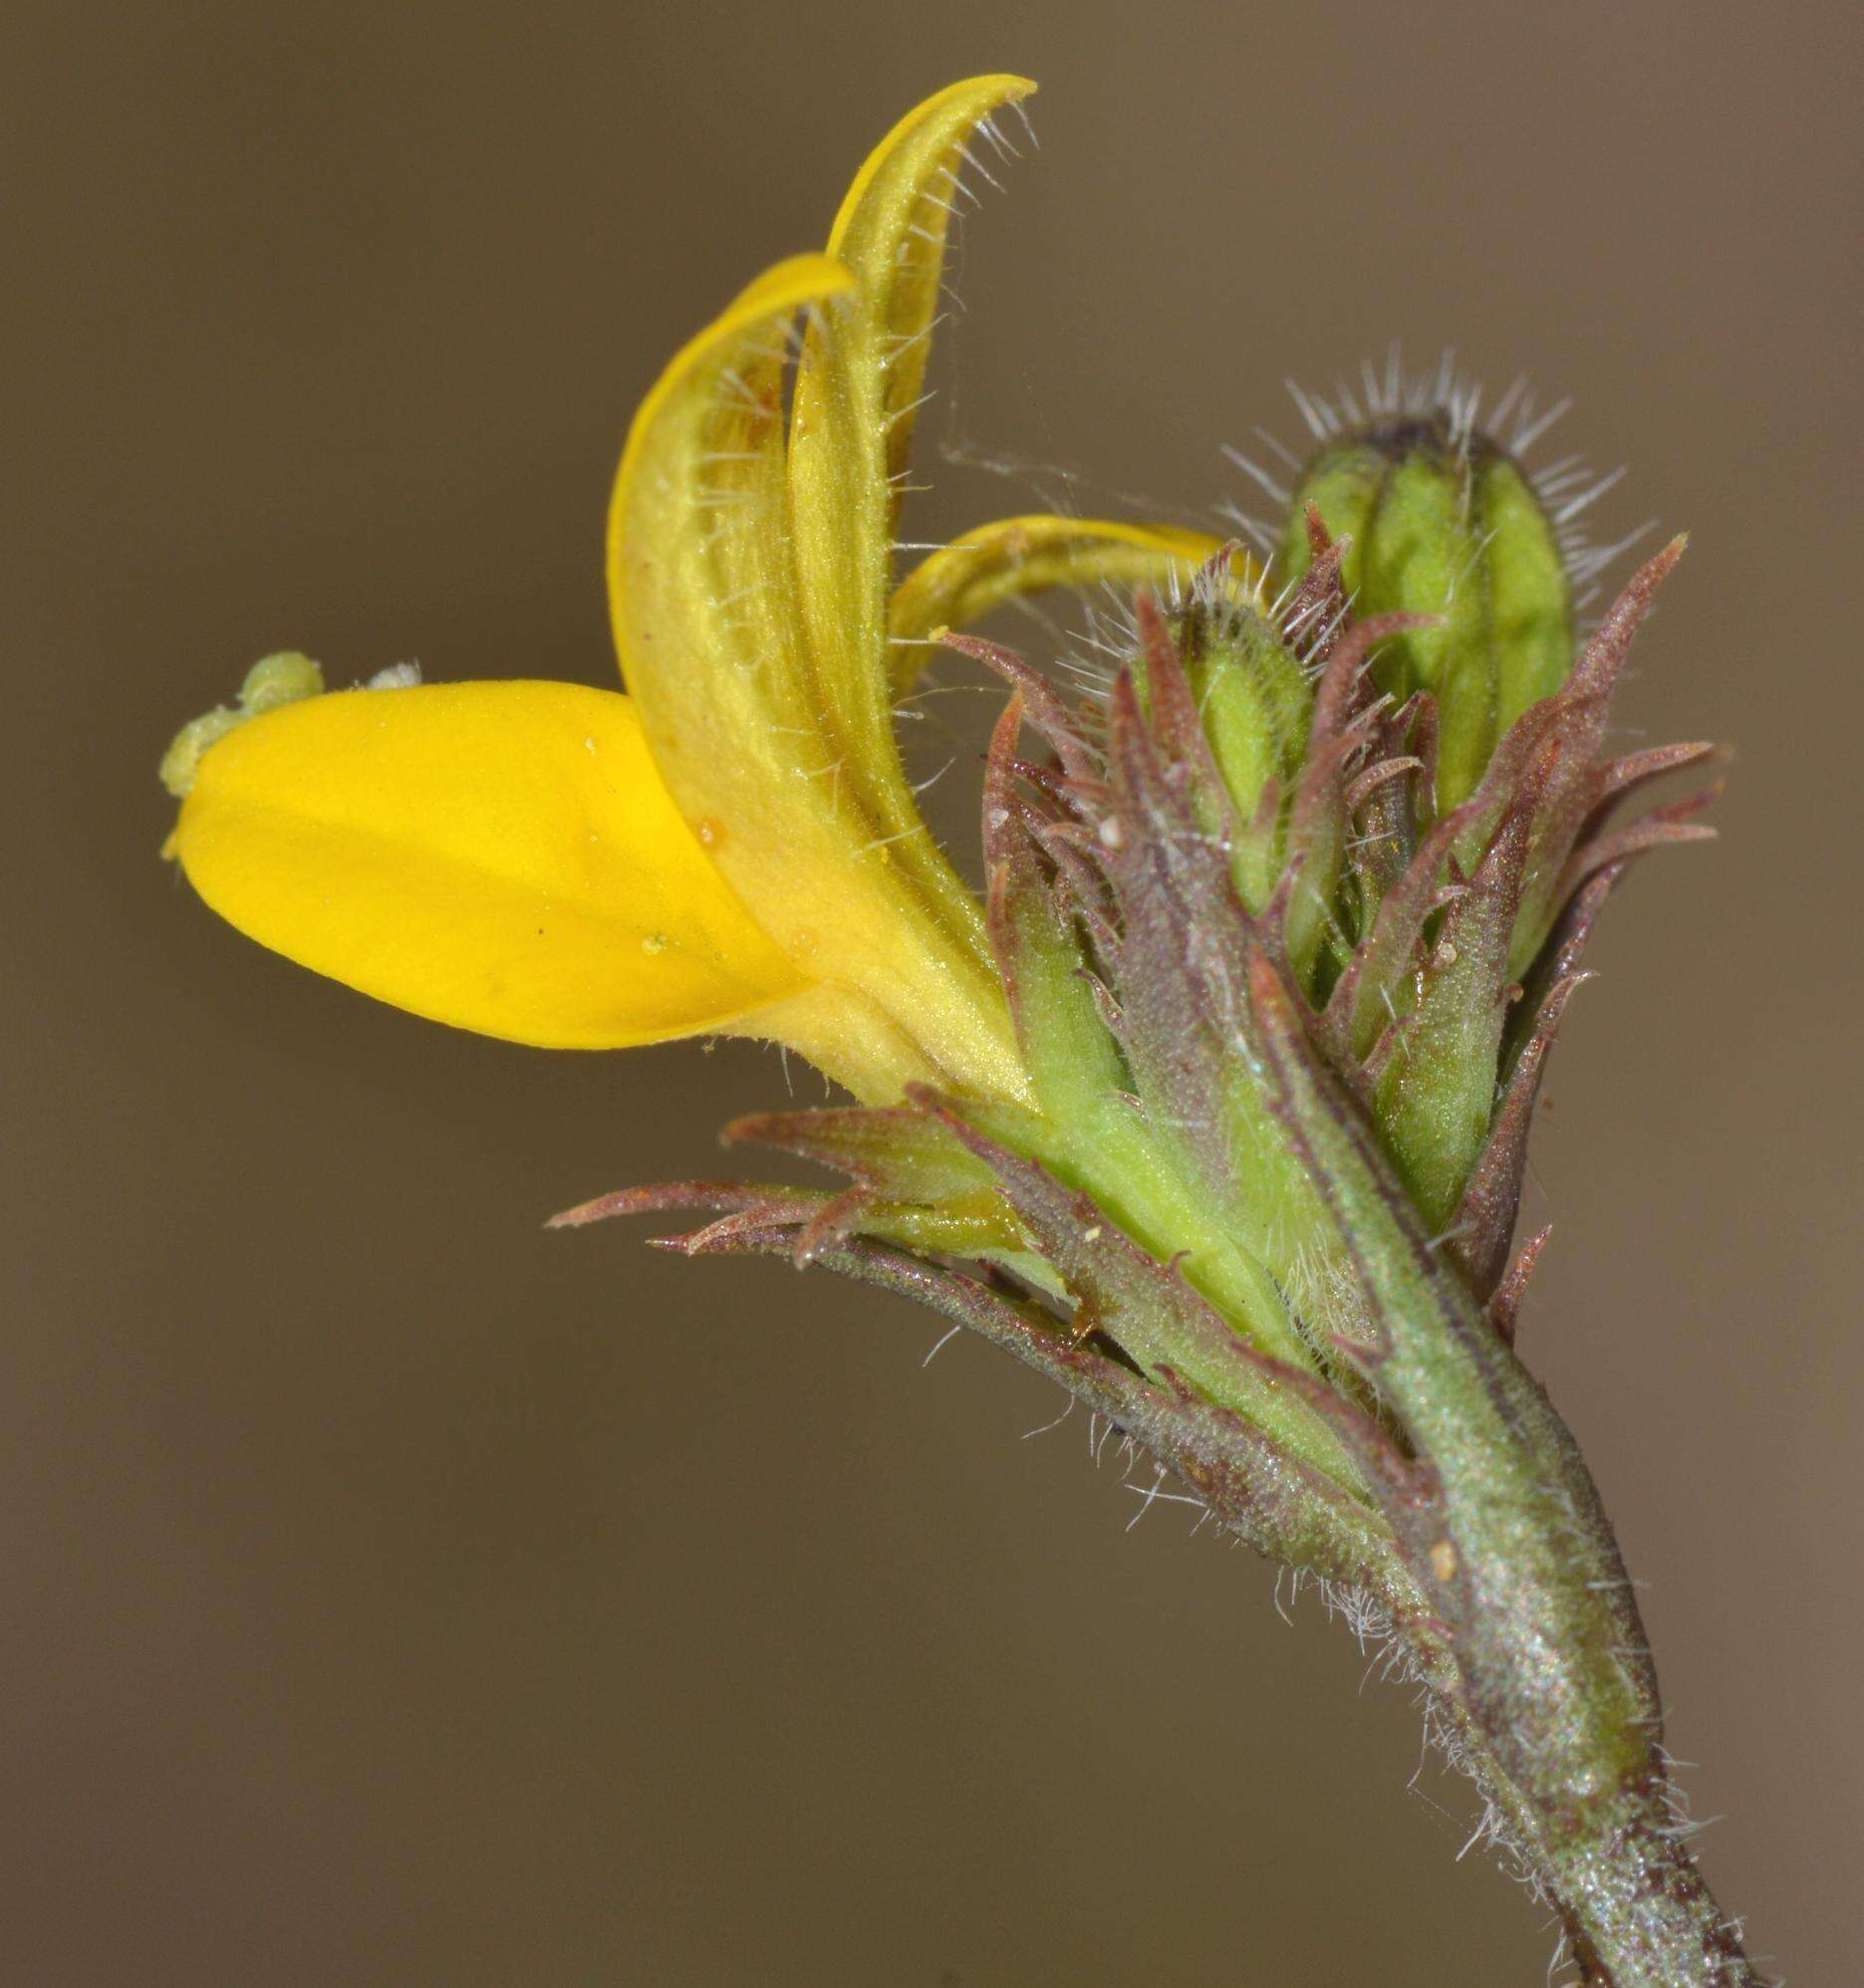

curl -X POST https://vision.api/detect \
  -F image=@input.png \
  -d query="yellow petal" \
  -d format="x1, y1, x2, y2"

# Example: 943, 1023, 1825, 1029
888, 515, 1258, 693
609, 249, 1025, 1104
171, 679, 805, 1048
787, 76, 1035, 796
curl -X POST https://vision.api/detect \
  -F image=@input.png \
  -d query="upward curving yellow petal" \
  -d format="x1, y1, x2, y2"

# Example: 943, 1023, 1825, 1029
806, 76, 1036, 519
607, 251, 854, 872
170, 679, 805, 1048
888, 515, 1257, 694
609, 249, 1026, 1105
786, 76, 1036, 808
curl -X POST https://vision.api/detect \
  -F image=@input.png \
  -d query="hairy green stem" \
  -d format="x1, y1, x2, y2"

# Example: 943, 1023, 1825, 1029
682, 1182, 1759, 1978
1243, 956, 1758, 1982
1410, 1643, 1754, 1984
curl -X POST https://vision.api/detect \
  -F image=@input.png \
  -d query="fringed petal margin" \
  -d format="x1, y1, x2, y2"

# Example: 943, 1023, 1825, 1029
787, 77, 1038, 860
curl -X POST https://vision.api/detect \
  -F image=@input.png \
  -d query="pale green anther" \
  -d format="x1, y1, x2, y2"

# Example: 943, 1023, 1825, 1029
158, 651, 326, 796
1276, 415, 1572, 809
238, 650, 324, 716
157, 708, 244, 796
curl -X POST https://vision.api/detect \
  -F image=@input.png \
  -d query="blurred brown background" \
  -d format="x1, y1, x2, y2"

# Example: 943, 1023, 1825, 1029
4, 1, 1858, 1980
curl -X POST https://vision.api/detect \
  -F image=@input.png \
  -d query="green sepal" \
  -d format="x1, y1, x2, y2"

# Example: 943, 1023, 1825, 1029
913, 1091, 1367, 1497
722, 1103, 1026, 1262
1374, 798, 1530, 1228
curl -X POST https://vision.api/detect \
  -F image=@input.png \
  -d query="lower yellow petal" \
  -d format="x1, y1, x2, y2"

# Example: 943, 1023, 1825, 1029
888, 516, 1257, 693
171, 679, 805, 1048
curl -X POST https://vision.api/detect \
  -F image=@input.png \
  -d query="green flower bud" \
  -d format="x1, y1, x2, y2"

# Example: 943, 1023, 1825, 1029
1275, 409, 1572, 809
1145, 588, 1311, 910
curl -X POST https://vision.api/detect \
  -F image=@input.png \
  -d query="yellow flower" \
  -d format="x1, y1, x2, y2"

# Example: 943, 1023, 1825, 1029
163, 77, 1231, 1105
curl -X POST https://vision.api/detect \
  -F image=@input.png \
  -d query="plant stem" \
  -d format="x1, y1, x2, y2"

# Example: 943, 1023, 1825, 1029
748, 1208, 1763, 1977
1246, 965, 1762, 1981
1540, 1804, 1755, 1984
1418, 1651, 1757, 1983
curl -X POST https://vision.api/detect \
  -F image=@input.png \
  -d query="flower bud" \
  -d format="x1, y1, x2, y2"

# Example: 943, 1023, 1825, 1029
1151, 587, 1311, 909
1275, 410, 1572, 808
